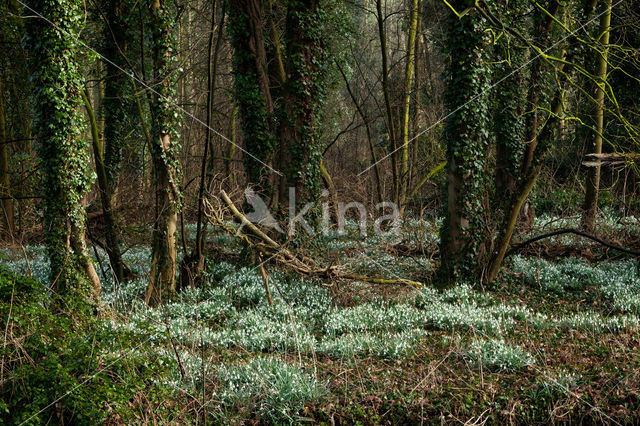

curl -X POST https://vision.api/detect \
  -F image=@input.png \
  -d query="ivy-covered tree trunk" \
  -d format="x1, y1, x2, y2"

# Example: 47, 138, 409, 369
145, 0, 182, 306
493, 34, 526, 199
276, 0, 326, 216
486, 95, 563, 283
486, 0, 571, 283
25, 0, 101, 302
439, 2, 492, 283
228, 0, 327, 226
98, 0, 131, 283
228, 0, 276, 201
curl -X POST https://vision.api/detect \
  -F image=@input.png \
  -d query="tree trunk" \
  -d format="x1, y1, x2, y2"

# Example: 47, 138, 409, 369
228, 0, 276, 200
99, 0, 132, 283
439, 4, 492, 283
376, 0, 399, 205
494, 46, 526, 199
399, 0, 420, 212
82, 90, 134, 282
581, 0, 612, 231
226, 106, 238, 188
145, 0, 182, 305
276, 0, 325, 216
25, 0, 100, 304
409, 2, 423, 198
320, 160, 340, 225
487, 97, 563, 283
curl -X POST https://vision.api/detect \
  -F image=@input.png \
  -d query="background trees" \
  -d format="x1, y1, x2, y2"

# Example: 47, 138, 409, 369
0, 0, 636, 303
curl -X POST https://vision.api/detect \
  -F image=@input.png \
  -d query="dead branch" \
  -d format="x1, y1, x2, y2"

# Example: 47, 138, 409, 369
203, 191, 422, 288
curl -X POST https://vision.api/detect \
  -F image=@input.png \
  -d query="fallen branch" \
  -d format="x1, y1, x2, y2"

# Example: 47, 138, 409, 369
204, 191, 422, 288
582, 152, 639, 167
507, 228, 640, 257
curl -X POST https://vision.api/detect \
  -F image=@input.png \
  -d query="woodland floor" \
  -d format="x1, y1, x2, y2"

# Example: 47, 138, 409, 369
2, 211, 640, 424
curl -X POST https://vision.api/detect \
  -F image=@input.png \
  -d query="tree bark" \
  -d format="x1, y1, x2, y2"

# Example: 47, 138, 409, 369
99, 0, 132, 283
486, 97, 563, 283
320, 160, 340, 224
228, 0, 276, 200
276, 0, 324, 215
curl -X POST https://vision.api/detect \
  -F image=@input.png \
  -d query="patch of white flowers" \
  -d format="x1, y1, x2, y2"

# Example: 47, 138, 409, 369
465, 338, 535, 372
318, 329, 424, 359
209, 310, 317, 353
552, 312, 639, 334
512, 256, 640, 315
324, 303, 424, 337
538, 369, 582, 396
0, 245, 50, 283
216, 357, 324, 423
324, 285, 537, 338
532, 211, 640, 239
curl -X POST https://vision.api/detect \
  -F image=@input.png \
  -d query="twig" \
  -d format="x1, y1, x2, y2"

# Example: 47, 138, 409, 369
258, 254, 274, 305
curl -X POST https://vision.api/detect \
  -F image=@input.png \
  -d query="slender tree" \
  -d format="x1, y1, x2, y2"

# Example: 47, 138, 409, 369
181, 0, 226, 288
399, 0, 420, 212
376, 0, 399, 205
0, 81, 13, 239
0, 2, 22, 241
97, 0, 133, 283
582, 0, 612, 230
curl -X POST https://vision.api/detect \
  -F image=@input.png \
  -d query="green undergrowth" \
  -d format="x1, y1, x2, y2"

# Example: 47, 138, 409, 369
0, 265, 179, 424
2, 228, 640, 422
